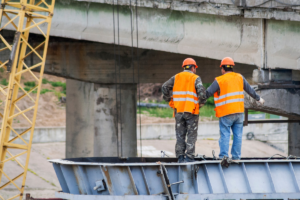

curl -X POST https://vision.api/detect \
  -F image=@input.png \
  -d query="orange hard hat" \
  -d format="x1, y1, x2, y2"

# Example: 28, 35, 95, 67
182, 58, 198, 69
220, 57, 235, 68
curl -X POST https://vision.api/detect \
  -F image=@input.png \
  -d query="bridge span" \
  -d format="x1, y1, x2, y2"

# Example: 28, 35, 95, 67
1, 0, 300, 159
3, 0, 300, 71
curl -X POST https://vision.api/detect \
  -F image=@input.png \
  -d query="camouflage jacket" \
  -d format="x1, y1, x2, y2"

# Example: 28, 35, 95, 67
162, 70, 207, 105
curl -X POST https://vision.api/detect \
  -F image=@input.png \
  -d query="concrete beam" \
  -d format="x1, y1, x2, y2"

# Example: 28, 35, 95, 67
1, 1, 299, 70
43, 37, 256, 84
2, 1, 300, 70
244, 88, 300, 119
66, 79, 137, 158
0, 30, 256, 83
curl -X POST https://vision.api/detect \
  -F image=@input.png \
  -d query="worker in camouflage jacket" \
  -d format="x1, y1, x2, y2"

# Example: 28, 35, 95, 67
162, 58, 207, 163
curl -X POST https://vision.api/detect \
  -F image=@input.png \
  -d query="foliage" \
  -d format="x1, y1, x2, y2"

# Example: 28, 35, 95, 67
137, 107, 173, 118
24, 87, 31, 92
199, 105, 218, 119
202, 83, 211, 89
137, 104, 218, 120
53, 90, 66, 99
24, 81, 36, 87
202, 83, 215, 106
40, 88, 53, 94
42, 78, 48, 84
42, 78, 66, 95
0, 78, 8, 86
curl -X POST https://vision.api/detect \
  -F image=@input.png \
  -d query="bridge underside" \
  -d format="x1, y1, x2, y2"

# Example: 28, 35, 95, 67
1, 24, 299, 157
3, 0, 300, 71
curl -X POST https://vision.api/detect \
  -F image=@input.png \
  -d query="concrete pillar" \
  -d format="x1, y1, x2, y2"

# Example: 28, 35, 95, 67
66, 79, 137, 158
288, 122, 300, 156
66, 79, 94, 158
94, 84, 137, 157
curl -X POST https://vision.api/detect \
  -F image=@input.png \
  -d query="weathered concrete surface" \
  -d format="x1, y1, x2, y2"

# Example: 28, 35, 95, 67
66, 79, 137, 158
94, 83, 137, 157
66, 79, 94, 158
43, 37, 256, 84
0, 31, 256, 84
48, 4, 265, 67
288, 122, 300, 156
244, 88, 300, 119
11, 127, 66, 144
266, 20, 300, 70
2, 0, 300, 70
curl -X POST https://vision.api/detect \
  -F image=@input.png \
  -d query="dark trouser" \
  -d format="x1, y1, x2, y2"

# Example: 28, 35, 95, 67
175, 112, 199, 158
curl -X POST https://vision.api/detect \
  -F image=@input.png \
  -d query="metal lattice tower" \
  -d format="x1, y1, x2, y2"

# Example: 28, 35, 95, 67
0, 0, 55, 199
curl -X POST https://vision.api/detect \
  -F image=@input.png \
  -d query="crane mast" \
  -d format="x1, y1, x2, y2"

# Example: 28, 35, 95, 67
0, 0, 55, 199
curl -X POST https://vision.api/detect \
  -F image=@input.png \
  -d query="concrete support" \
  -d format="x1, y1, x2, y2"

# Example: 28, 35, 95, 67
66, 79, 94, 158
66, 79, 137, 158
244, 88, 300, 119
94, 84, 137, 157
288, 122, 300, 156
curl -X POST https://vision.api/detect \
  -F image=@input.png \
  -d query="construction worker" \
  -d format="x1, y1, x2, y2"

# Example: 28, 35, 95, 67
205, 57, 265, 160
162, 58, 207, 163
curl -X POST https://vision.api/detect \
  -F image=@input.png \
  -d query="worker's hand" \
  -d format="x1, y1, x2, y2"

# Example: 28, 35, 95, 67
258, 97, 265, 105
169, 98, 174, 108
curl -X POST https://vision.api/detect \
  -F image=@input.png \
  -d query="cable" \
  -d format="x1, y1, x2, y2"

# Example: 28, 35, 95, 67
113, 0, 120, 157
212, 150, 217, 160
136, 0, 142, 157
287, 155, 300, 160
117, 0, 123, 158
268, 153, 287, 160
130, 0, 134, 83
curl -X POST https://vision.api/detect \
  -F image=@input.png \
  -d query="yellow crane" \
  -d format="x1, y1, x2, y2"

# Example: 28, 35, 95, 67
0, 0, 55, 199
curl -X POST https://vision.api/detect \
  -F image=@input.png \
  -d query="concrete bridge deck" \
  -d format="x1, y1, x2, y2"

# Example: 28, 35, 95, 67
2, 0, 300, 71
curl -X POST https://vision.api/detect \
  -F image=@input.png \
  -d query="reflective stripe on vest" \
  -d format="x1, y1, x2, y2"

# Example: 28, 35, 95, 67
173, 97, 198, 104
214, 91, 244, 101
213, 72, 244, 118
172, 71, 200, 114
173, 91, 198, 98
215, 98, 244, 107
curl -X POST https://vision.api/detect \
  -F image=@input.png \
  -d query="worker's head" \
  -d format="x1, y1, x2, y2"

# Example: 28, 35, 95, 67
221, 65, 233, 74
220, 57, 234, 75
184, 65, 196, 73
182, 58, 198, 73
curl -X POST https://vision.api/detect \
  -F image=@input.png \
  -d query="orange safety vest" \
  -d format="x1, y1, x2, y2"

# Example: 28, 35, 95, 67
172, 71, 200, 115
214, 72, 244, 118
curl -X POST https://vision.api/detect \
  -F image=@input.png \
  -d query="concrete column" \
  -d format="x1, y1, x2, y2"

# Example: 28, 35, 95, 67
94, 84, 137, 157
288, 122, 300, 156
66, 79, 94, 158
66, 79, 137, 158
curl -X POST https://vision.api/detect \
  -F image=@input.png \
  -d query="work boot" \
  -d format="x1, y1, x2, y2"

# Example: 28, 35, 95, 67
185, 156, 195, 162
178, 155, 185, 163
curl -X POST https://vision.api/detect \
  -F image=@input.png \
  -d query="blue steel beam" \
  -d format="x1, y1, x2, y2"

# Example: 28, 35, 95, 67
50, 158, 300, 199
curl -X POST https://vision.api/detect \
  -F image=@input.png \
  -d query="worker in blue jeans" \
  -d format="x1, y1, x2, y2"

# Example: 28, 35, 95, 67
205, 57, 265, 160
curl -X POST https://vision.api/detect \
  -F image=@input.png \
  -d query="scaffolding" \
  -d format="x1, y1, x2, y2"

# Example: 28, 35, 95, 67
0, 0, 55, 199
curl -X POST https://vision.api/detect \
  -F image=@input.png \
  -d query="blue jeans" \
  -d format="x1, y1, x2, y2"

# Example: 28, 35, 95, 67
219, 113, 244, 160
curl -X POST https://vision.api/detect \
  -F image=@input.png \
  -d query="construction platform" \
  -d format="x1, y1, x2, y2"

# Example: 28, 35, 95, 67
50, 157, 300, 200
